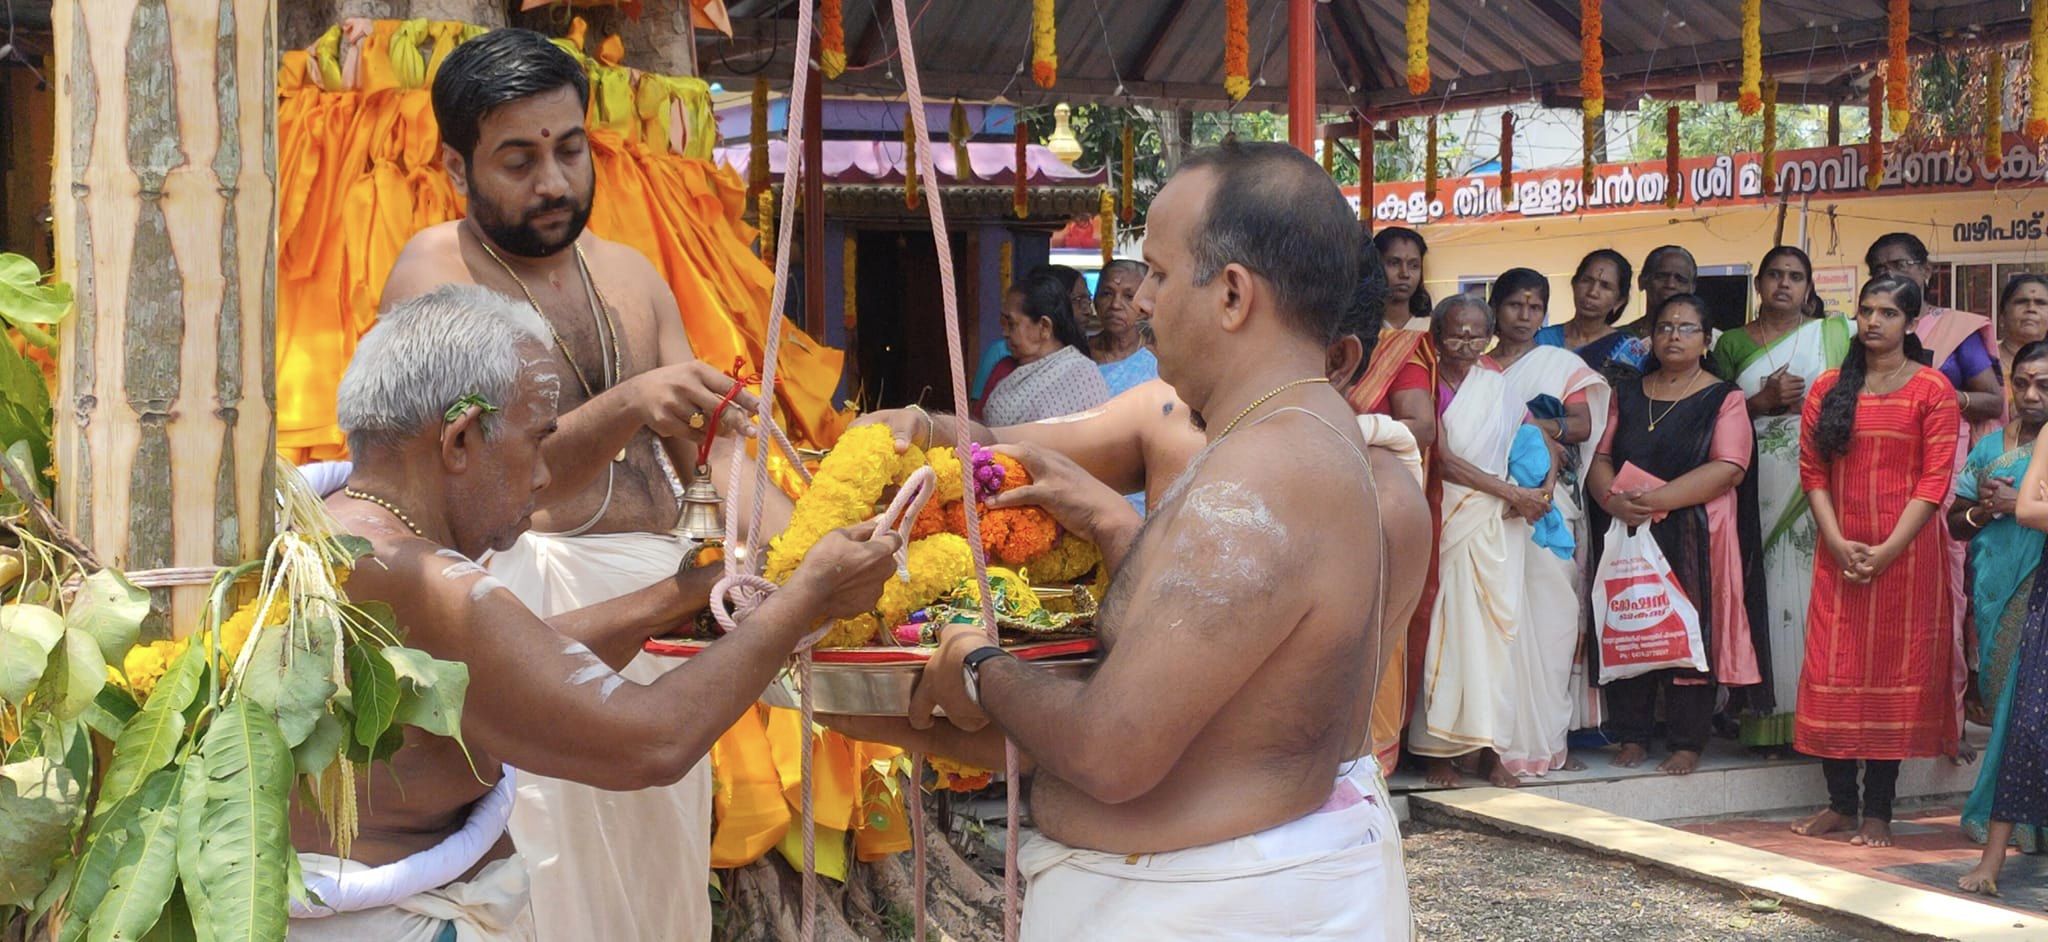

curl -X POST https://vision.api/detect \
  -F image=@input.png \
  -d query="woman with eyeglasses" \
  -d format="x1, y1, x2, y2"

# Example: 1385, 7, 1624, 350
1535, 249, 1647, 373
1791, 274, 1960, 850
1489, 268, 1610, 775
1584, 295, 1765, 776
1409, 295, 1556, 788
1951, 339, 2048, 860
1709, 245, 1850, 750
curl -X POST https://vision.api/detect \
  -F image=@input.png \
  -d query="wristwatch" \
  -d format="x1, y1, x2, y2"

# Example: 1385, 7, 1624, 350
961, 645, 1012, 707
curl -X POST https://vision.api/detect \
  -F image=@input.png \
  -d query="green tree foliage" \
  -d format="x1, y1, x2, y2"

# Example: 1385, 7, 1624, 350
1627, 97, 1871, 162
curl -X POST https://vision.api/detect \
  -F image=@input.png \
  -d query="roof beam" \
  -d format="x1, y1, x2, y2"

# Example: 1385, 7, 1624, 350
1124, 0, 1193, 83
849, 4, 887, 70
1524, 0, 1617, 62
1321, 0, 1392, 95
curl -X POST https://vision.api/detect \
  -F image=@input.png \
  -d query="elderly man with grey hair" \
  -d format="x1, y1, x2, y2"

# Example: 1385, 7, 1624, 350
292, 285, 902, 941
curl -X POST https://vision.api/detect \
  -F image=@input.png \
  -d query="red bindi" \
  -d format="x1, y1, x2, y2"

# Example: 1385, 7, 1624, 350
540, 128, 551, 138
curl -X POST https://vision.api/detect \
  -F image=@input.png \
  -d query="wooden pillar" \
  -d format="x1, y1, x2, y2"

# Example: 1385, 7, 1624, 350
1287, 0, 1315, 154
53, 0, 277, 637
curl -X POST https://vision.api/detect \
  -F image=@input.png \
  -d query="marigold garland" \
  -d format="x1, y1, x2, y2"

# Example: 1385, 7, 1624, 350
1886, 0, 1910, 132
764, 424, 900, 584
1032, 0, 1058, 89
1739, 0, 1762, 115
842, 233, 857, 331
1322, 131, 1336, 177
2030, 2, 2048, 139
1013, 123, 1030, 218
1499, 111, 1515, 196
1405, 0, 1430, 95
1424, 115, 1439, 202
999, 239, 1015, 293
820, 0, 846, 79
1580, 0, 1604, 120
1119, 124, 1136, 223
748, 78, 770, 197
121, 595, 288, 701
1761, 79, 1779, 195
904, 114, 921, 210
757, 189, 774, 263
1986, 51, 2007, 163
1664, 105, 1681, 208
1360, 119, 1375, 227
1868, 66, 1886, 190
1225, 0, 1250, 102
1098, 189, 1115, 268
1031, 532, 1102, 583
822, 534, 974, 648
949, 100, 973, 183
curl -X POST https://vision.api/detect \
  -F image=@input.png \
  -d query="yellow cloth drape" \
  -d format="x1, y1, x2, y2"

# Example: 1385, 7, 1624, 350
708, 705, 914, 876
276, 16, 848, 462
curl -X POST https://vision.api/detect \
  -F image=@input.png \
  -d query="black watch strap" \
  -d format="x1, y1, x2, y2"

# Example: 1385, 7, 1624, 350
963, 645, 1011, 673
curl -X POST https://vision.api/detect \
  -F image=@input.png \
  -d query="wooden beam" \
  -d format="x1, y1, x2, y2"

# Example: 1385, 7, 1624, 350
1123, 0, 1192, 83
1316, 1, 1381, 96
1525, 0, 1617, 61
1336, 0, 1401, 93
1318, 119, 1399, 142
849, 2, 886, 71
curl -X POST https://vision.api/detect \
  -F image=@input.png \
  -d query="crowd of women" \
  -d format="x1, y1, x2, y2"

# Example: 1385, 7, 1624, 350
1349, 226, 2048, 891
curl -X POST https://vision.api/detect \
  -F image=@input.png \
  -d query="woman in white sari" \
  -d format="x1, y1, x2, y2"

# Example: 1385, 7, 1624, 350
1709, 246, 1851, 748
1411, 297, 1556, 787
1489, 270, 1611, 775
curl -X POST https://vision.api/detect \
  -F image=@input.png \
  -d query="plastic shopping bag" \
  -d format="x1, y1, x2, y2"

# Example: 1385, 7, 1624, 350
1593, 518, 1707, 683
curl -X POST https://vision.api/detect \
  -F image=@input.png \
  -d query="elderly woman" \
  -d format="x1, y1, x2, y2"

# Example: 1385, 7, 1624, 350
1586, 295, 1764, 776
1535, 249, 1646, 372
1997, 274, 2048, 381
1090, 259, 1157, 395
974, 265, 1090, 407
1409, 295, 1555, 788
981, 267, 1112, 427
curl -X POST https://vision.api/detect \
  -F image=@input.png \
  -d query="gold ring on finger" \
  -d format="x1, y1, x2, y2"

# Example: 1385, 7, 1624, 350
688, 411, 708, 430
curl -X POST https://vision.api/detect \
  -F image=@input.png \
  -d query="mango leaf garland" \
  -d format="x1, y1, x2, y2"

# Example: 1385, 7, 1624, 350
86, 768, 184, 942
237, 613, 339, 748
290, 711, 348, 779
383, 646, 470, 740
0, 604, 65, 706
180, 701, 293, 942
346, 641, 399, 749
0, 757, 81, 907
68, 570, 149, 666
39, 626, 109, 722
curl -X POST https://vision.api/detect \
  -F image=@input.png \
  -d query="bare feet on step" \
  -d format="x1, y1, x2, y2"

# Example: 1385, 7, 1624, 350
1561, 754, 1588, 772
1658, 750, 1701, 776
1957, 861, 2001, 896
1482, 751, 1522, 789
1422, 757, 1462, 788
1612, 743, 1648, 768
1850, 819, 1893, 847
1790, 809, 1853, 838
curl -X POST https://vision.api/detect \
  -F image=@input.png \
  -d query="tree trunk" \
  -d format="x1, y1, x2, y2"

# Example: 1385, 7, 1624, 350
52, 0, 277, 637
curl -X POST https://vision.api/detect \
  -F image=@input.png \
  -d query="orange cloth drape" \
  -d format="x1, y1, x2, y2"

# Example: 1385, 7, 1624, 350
276, 17, 848, 463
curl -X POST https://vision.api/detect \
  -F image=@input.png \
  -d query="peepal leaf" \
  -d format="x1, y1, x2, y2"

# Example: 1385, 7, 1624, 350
346, 642, 398, 749
239, 617, 337, 748
0, 253, 74, 326
0, 604, 65, 706
38, 628, 109, 721
383, 647, 469, 740
290, 711, 346, 779
88, 769, 184, 942
0, 757, 82, 907
180, 701, 292, 942
68, 570, 149, 666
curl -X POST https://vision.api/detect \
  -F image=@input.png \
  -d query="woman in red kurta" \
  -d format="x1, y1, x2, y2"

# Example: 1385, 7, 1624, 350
1793, 274, 1961, 849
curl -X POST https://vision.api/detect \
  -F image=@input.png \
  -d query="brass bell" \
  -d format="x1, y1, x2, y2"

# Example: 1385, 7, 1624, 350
678, 464, 727, 544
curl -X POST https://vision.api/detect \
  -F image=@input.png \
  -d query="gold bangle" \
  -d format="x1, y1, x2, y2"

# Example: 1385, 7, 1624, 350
1966, 505, 1988, 529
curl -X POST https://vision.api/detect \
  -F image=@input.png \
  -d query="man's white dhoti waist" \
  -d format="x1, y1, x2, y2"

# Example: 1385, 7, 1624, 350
1018, 757, 1412, 942
292, 767, 519, 920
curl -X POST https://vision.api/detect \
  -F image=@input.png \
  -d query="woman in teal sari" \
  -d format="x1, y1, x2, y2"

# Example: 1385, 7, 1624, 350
1948, 340, 2048, 851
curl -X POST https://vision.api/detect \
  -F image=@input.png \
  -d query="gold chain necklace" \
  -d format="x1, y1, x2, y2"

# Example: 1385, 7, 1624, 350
1645, 369, 1706, 431
1866, 355, 1915, 394
472, 227, 620, 400
1216, 377, 1330, 440
343, 487, 425, 538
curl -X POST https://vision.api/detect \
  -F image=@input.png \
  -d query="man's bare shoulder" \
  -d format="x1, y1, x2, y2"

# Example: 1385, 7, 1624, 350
585, 234, 671, 297
382, 221, 472, 309
326, 501, 511, 651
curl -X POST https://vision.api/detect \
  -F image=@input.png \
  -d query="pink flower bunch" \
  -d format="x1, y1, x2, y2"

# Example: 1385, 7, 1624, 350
969, 444, 1006, 503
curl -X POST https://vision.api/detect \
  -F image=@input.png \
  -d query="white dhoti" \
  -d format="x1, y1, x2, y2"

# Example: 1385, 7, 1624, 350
486, 529, 713, 942
1017, 758, 1411, 941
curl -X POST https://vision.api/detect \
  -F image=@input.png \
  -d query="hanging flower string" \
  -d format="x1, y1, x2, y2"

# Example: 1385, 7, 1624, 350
1322, 130, 1336, 177
842, 234, 857, 331
1360, 119, 1375, 227
1499, 111, 1515, 198
904, 112, 921, 209
1739, 0, 1762, 114
1581, 111, 1597, 192
1032, 0, 1057, 89
1013, 122, 1030, 218
1405, 0, 1430, 94
1868, 66, 1886, 190
1225, 0, 1250, 102
1664, 105, 1681, 208
1886, 0, 1910, 132
748, 78, 770, 197
999, 239, 1014, 291
1986, 50, 2006, 165
820, 0, 846, 79
1098, 190, 1115, 268
758, 189, 775, 262
1120, 123, 1136, 222
1425, 115, 1439, 203
1761, 79, 1779, 196
950, 100, 973, 182
2031, 2, 2048, 140
1580, 0, 1603, 120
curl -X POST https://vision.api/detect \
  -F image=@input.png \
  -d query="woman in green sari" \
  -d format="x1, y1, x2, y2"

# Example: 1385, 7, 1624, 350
1709, 246, 1852, 747
1948, 340, 2048, 851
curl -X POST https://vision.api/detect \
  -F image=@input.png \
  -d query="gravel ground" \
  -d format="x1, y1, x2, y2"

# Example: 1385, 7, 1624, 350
1404, 821, 1899, 942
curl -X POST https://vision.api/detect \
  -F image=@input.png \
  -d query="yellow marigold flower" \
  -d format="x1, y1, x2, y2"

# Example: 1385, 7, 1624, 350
925, 446, 965, 503
122, 639, 181, 701
1030, 533, 1101, 584
765, 424, 899, 584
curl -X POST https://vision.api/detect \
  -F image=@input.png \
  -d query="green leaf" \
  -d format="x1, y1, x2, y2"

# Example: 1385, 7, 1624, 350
100, 697, 187, 808
0, 604, 64, 706
382, 647, 468, 741
341, 722, 404, 766
180, 701, 292, 942
148, 644, 207, 719
346, 643, 398, 749
328, 535, 373, 565
88, 768, 184, 942
37, 628, 108, 722
0, 345, 52, 482
85, 684, 142, 740
139, 889, 196, 942
0, 253, 73, 326
170, 760, 206, 939
347, 599, 403, 646
0, 757, 83, 907
68, 571, 149, 666
290, 710, 346, 779
61, 767, 174, 942
237, 616, 337, 749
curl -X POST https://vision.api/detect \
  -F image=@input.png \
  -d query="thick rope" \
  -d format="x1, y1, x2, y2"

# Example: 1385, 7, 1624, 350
885, 2, 1015, 938
908, 752, 928, 941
